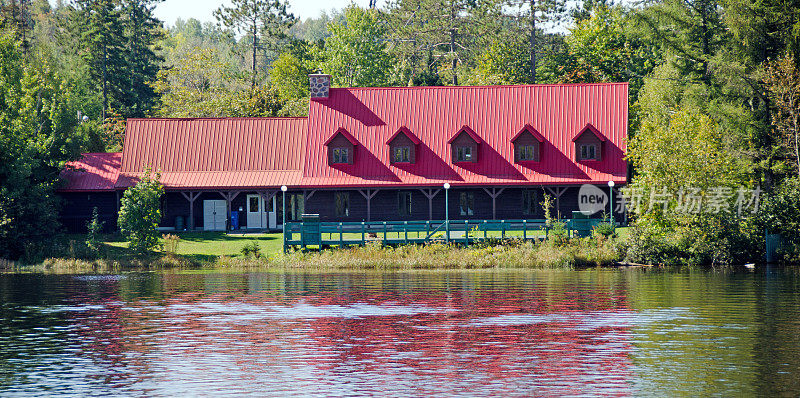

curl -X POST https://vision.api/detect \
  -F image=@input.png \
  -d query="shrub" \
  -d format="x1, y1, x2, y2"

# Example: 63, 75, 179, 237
162, 234, 180, 255
592, 222, 616, 239
85, 207, 104, 258
118, 168, 164, 253
241, 241, 261, 258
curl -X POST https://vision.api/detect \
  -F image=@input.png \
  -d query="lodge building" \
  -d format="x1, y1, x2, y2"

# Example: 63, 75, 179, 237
58, 76, 629, 232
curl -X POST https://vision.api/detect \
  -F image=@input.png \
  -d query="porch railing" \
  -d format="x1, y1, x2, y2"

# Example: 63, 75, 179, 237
283, 218, 608, 251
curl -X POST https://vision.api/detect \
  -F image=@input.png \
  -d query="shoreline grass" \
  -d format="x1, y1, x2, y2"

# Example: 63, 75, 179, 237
10, 233, 625, 273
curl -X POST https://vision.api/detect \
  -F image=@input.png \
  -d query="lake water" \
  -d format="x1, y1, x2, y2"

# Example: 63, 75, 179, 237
1, 268, 799, 397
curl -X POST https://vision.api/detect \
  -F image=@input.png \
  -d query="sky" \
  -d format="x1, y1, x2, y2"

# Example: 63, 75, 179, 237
153, 0, 372, 27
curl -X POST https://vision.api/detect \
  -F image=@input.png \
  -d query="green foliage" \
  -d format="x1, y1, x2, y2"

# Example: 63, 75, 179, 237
471, 39, 532, 85
162, 233, 180, 255
69, 0, 163, 118
754, 178, 800, 262
118, 169, 164, 253
85, 207, 104, 257
0, 31, 87, 259
214, 0, 296, 87
317, 6, 395, 87
558, 6, 658, 98
592, 222, 616, 239
241, 241, 262, 258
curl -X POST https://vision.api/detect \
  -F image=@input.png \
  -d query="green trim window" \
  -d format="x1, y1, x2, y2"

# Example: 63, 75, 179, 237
518, 145, 537, 161
456, 146, 472, 162
393, 146, 410, 163
332, 147, 350, 164
522, 190, 537, 215
579, 144, 597, 160
398, 191, 412, 216
459, 192, 474, 216
335, 192, 350, 217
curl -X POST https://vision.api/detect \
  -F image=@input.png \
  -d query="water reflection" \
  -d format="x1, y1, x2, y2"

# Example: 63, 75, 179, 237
0, 269, 798, 397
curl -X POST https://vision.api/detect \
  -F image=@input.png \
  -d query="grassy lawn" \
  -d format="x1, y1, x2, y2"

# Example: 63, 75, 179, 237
102, 231, 283, 258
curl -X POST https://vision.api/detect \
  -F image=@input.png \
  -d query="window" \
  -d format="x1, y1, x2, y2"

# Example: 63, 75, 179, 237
285, 194, 304, 221
456, 146, 472, 162
518, 145, 538, 161
522, 190, 537, 215
332, 147, 350, 164
335, 192, 350, 217
398, 191, 412, 216
459, 192, 474, 216
248, 196, 259, 212
580, 144, 597, 160
393, 146, 411, 163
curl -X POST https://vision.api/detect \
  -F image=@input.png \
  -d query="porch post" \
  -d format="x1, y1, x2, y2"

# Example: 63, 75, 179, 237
482, 187, 505, 220
180, 191, 202, 230
218, 191, 241, 230
357, 188, 379, 221
544, 186, 569, 219
419, 188, 441, 220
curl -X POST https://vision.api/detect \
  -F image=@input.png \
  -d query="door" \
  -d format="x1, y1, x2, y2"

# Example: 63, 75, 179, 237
246, 195, 264, 229
268, 196, 277, 229
203, 200, 227, 231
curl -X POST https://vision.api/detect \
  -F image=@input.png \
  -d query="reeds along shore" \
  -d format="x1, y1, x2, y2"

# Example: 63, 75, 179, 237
20, 237, 624, 273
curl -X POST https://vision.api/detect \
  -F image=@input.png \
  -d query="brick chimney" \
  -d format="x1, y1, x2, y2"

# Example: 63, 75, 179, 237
309, 73, 331, 99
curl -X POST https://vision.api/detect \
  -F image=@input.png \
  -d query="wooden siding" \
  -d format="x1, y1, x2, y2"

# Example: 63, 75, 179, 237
513, 131, 541, 163
58, 192, 118, 233
327, 134, 355, 165
450, 131, 479, 163
388, 133, 416, 164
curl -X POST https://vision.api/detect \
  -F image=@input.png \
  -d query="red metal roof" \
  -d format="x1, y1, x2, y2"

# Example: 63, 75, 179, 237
117, 118, 307, 189
304, 83, 628, 187
59, 152, 122, 192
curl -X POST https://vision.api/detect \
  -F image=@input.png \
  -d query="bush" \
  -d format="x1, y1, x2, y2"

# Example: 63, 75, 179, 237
118, 169, 164, 253
592, 222, 616, 238
162, 234, 180, 255
241, 241, 261, 258
85, 207, 104, 258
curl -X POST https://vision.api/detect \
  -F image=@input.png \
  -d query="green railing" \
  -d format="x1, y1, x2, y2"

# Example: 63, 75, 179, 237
283, 218, 607, 251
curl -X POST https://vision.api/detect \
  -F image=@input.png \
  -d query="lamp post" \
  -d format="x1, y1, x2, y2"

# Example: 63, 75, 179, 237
607, 180, 615, 224
443, 183, 451, 243
281, 185, 288, 252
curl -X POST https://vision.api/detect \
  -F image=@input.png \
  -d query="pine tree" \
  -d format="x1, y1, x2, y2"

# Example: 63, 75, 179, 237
214, 0, 296, 89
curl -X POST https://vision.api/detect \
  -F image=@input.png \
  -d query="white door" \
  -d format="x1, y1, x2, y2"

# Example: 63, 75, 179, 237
247, 195, 267, 229
203, 200, 227, 231
246, 195, 263, 229
268, 196, 277, 229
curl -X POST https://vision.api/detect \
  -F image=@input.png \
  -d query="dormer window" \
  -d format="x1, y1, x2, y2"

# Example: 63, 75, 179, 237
456, 146, 473, 162
332, 147, 350, 164
518, 145, 537, 161
579, 144, 597, 161
572, 123, 606, 162
448, 126, 482, 164
511, 125, 544, 163
393, 146, 411, 163
325, 128, 358, 165
386, 127, 420, 165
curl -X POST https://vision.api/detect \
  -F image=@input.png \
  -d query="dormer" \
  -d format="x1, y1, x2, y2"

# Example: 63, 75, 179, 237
386, 127, 420, 164
511, 124, 545, 163
324, 128, 358, 165
448, 126, 482, 163
572, 123, 606, 162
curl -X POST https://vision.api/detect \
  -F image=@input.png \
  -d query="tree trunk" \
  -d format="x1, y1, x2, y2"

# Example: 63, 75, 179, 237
252, 18, 257, 89
530, 0, 536, 84
450, 28, 457, 85
102, 45, 108, 121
